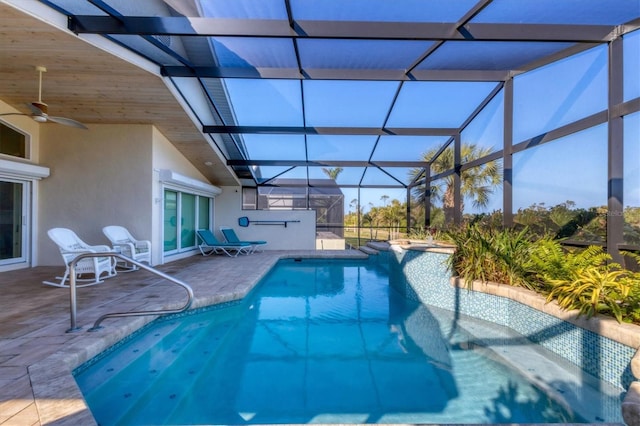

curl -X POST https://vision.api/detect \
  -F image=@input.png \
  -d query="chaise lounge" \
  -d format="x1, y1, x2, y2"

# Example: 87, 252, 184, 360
220, 226, 267, 253
196, 229, 252, 257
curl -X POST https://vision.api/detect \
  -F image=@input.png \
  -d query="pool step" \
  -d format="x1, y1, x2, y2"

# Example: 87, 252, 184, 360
358, 245, 379, 255
358, 241, 391, 256
366, 241, 390, 252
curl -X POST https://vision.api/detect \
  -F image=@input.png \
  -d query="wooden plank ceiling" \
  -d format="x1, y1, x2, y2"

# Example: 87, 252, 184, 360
0, 2, 238, 186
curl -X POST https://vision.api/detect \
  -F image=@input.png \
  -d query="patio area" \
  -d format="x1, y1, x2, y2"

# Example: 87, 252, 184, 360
0, 250, 367, 425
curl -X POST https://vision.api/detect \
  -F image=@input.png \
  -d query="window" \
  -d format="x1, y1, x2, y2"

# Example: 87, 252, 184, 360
242, 187, 257, 210
0, 122, 27, 158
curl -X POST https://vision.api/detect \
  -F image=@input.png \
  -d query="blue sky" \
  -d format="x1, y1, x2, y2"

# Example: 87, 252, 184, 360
224, 30, 639, 216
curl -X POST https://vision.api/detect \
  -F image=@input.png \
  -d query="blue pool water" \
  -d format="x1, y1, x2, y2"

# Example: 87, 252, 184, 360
74, 259, 621, 424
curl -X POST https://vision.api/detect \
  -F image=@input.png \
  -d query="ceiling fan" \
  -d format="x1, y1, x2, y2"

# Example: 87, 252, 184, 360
0, 66, 87, 129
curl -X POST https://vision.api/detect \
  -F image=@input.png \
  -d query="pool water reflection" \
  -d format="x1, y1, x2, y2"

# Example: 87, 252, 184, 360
75, 259, 603, 424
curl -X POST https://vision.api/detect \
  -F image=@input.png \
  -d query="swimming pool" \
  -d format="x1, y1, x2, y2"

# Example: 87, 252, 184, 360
74, 258, 622, 424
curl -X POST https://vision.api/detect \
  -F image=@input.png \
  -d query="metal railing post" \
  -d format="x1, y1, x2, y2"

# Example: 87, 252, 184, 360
65, 252, 194, 333
68, 262, 80, 332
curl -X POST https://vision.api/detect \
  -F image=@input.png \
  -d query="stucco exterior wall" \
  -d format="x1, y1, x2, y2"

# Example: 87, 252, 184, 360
151, 127, 217, 264
38, 124, 153, 266
5, 109, 313, 268
150, 127, 209, 178
215, 186, 316, 250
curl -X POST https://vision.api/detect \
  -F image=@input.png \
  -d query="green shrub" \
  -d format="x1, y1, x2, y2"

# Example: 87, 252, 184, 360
546, 265, 629, 322
446, 224, 493, 286
533, 244, 640, 323
446, 223, 640, 324
446, 224, 537, 290
528, 239, 610, 289
619, 272, 640, 323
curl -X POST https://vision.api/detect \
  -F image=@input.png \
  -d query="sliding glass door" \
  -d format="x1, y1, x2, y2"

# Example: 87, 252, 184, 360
180, 193, 196, 250
163, 188, 212, 256
164, 190, 178, 252
0, 180, 28, 267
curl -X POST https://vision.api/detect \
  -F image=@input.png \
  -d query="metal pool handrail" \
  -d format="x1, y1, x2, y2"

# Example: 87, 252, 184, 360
66, 252, 194, 333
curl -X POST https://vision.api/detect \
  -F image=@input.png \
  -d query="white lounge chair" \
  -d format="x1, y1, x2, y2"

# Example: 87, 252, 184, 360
43, 227, 116, 288
102, 225, 151, 271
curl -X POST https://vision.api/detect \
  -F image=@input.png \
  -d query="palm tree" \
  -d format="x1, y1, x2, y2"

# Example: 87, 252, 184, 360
363, 202, 375, 240
321, 167, 343, 180
350, 198, 358, 212
349, 198, 359, 230
410, 143, 502, 222
367, 206, 382, 239
385, 199, 406, 239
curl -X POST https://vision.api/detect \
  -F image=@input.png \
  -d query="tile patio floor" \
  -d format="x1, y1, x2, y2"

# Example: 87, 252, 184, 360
0, 250, 367, 425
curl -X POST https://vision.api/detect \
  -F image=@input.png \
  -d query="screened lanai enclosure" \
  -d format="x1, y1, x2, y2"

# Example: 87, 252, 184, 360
41, 0, 639, 258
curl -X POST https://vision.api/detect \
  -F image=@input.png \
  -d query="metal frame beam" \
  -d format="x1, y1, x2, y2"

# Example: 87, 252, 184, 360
69, 16, 621, 42
162, 66, 510, 82
512, 111, 608, 154
62, 8, 640, 239
459, 150, 504, 172
204, 125, 458, 136
607, 37, 624, 263
227, 160, 428, 168
424, 166, 431, 228
257, 183, 406, 189
453, 133, 462, 225
503, 79, 514, 226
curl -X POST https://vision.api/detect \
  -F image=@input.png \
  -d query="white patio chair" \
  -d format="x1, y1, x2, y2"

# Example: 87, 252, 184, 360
102, 225, 151, 270
43, 228, 116, 288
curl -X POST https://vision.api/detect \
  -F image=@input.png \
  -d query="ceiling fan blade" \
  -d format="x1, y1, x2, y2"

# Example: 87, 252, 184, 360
47, 115, 88, 130
0, 112, 30, 117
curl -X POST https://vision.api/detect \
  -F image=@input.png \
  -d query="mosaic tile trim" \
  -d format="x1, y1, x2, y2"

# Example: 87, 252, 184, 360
389, 247, 636, 389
